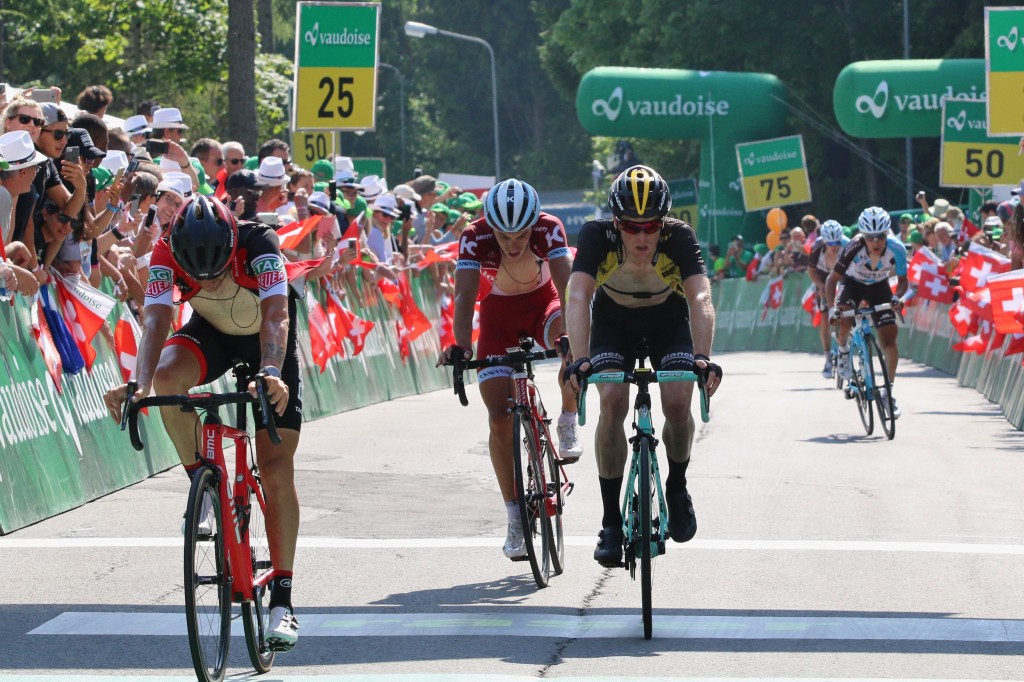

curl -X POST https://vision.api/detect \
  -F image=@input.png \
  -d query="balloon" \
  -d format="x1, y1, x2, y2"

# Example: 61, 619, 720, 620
766, 231, 780, 250
766, 207, 787, 232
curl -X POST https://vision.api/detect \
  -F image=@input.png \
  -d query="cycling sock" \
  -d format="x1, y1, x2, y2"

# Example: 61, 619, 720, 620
838, 344, 850, 353
506, 500, 519, 522
559, 410, 576, 423
269, 571, 293, 610
184, 460, 203, 480
666, 458, 689, 493
599, 476, 623, 528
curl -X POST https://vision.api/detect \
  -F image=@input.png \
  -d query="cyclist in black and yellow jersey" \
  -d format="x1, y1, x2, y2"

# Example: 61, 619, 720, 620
563, 165, 722, 567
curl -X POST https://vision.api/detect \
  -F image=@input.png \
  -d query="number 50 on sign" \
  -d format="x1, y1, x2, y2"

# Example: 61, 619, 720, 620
293, 2, 380, 131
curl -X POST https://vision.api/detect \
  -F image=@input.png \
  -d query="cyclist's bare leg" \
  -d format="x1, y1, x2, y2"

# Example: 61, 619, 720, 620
659, 381, 696, 464
835, 313, 853, 346
594, 382, 630, 478
255, 429, 300, 572
152, 345, 203, 467
819, 316, 830, 358
479, 376, 515, 502
877, 324, 899, 379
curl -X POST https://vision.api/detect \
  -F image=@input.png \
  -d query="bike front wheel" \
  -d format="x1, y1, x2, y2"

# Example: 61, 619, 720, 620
852, 344, 874, 435
184, 467, 231, 682
639, 439, 654, 640
513, 411, 552, 588
241, 469, 276, 673
541, 428, 565, 576
868, 335, 896, 440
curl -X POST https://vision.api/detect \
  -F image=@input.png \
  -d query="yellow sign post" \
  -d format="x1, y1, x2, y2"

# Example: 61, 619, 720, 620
735, 135, 812, 212
291, 130, 339, 172
293, 2, 380, 132
940, 98, 1024, 187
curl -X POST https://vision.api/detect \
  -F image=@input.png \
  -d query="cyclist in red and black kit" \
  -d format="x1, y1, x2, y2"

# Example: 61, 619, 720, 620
104, 195, 302, 651
437, 178, 582, 561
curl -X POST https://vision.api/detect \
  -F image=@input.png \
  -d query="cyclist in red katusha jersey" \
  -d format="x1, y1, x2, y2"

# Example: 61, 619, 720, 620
438, 178, 582, 561
104, 195, 302, 651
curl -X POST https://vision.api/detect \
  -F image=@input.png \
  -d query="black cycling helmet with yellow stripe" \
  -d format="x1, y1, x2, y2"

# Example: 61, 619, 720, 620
608, 165, 672, 221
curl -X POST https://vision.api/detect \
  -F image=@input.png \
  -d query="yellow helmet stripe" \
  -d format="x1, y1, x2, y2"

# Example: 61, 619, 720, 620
629, 168, 651, 216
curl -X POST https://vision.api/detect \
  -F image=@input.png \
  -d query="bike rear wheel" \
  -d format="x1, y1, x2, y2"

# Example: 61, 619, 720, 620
513, 411, 552, 588
831, 343, 842, 389
868, 335, 896, 440
639, 439, 654, 640
184, 467, 231, 682
241, 469, 276, 673
541, 428, 565, 576
853, 344, 874, 435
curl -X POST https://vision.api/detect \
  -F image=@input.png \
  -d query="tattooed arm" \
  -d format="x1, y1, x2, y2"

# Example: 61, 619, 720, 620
256, 293, 290, 415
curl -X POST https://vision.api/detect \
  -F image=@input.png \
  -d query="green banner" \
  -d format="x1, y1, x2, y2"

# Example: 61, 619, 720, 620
986, 7, 1024, 135
296, 3, 379, 68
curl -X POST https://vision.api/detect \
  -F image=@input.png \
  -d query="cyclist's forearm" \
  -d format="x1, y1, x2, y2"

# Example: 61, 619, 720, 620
565, 274, 595, 358
259, 300, 289, 370
825, 271, 839, 307
451, 270, 479, 348
136, 305, 173, 388
688, 291, 715, 358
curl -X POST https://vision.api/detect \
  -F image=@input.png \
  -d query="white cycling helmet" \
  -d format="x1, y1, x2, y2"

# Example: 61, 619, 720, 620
858, 206, 891, 235
483, 178, 540, 233
820, 219, 844, 244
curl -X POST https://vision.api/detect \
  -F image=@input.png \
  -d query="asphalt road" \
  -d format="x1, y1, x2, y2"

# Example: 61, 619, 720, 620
2, 350, 1024, 681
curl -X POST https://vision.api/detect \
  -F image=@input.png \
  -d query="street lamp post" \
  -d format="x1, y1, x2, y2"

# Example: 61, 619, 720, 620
378, 62, 406, 177
404, 20, 500, 179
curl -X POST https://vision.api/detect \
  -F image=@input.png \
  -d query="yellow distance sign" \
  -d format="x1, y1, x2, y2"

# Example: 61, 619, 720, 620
940, 99, 1024, 187
295, 67, 377, 131
292, 131, 337, 172
740, 172, 811, 212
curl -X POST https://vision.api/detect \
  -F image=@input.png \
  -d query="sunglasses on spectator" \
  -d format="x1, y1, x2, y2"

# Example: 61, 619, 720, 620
8, 113, 45, 127
616, 218, 663, 235
226, 158, 244, 166
45, 206, 81, 228
41, 128, 68, 140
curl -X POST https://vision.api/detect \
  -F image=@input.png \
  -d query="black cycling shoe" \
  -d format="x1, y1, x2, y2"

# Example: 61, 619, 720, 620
593, 525, 624, 567
667, 488, 697, 542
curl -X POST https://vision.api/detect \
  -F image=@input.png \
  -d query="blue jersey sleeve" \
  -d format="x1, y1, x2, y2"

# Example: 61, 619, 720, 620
887, 237, 908, 276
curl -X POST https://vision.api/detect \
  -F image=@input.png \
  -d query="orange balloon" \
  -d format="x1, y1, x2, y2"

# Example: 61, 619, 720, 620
766, 231, 780, 250
766, 207, 787, 232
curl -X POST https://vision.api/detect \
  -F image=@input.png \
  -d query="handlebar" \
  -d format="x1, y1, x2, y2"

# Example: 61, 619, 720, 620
447, 336, 569, 407
578, 368, 710, 426
120, 376, 281, 451
838, 302, 905, 324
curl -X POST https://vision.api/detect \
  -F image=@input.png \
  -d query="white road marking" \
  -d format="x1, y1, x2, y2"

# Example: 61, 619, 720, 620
27, 610, 1024, 641
0, 677, 1009, 682
2, 536, 1024, 554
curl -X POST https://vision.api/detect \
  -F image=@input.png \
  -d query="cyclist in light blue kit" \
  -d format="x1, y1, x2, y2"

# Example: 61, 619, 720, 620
825, 207, 909, 418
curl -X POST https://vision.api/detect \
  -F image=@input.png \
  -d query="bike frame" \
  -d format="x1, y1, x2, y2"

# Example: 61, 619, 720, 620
842, 307, 882, 401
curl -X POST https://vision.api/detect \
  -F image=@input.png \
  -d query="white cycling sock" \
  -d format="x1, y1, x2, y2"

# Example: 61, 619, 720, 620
506, 500, 519, 522
838, 344, 850, 353
559, 409, 576, 424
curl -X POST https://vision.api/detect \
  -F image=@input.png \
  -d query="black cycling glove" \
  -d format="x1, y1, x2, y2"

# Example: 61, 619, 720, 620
694, 354, 723, 380
562, 356, 591, 383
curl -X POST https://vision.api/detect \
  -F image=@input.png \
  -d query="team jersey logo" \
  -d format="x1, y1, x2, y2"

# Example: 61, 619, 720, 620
251, 255, 286, 291
146, 266, 174, 298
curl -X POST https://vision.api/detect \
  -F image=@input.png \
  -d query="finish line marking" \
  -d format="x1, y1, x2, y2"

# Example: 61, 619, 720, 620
0, 677, 1010, 682
3, 537, 1024, 554
28, 611, 1024, 641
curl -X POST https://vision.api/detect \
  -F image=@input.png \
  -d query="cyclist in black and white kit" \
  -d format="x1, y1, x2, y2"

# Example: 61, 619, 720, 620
826, 206, 909, 418
807, 220, 849, 378
563, 165, 722, 567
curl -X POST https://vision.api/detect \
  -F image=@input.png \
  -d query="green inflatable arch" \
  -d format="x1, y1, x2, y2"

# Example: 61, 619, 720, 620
576, 66, 788, 247
833, 59, 985, 138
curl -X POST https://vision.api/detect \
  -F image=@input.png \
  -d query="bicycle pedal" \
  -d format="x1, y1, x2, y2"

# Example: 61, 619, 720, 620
554, 455, 581, 465
509, 555, 530, 563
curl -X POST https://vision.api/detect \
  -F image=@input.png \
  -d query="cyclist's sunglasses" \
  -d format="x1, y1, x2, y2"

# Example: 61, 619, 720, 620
826, 240, 843, 247
617, 218, 663, 235
864, 233, 888, 241
8, 113, 45, 127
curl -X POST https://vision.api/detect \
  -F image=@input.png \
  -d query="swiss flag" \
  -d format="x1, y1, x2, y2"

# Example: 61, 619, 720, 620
958, 242, 1010, 293
113, 308, 142, 382
908, 246, 942, 285
438, 294, 456, 348
760, 276, 784, 320
396, 271, 432, 342
277, 215, 322, 251
55, 274, 117, 371
307, 297, 340, 372
325, 288, 374, 356
378, 277, 401, 305
396, 320, 411, 362
986, 269, 1024, 334
800, 284, 822, 327
416, 247, 445, 270
948, 302, 977, 337
436, 242, 459, 261
961, 286, 993, 322
31, 298, 63, 392
953, 333, 989, 354
917, 269, 954, 303
1004, 333, 1024, 357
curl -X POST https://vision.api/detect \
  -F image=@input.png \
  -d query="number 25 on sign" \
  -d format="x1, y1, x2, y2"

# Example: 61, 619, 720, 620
295, 68, 375, 130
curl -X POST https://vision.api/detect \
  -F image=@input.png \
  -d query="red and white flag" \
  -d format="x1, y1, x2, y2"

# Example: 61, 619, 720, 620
31, 298, 63, 392
948, 302, 977, 338
113, 308, 143, 382
958, 241, 1010, 293
917, 269, 954, 304
908, 245, 943, 285
55, 274, 117, 371
800, 284, 821, 327
277, 215, 322, 251
1004, 333, 1024, 357
961, 286, 993, 322
987, 269, 1024, 334
325, 289, 374, 356
307, 297, 340, 373
760, 276, 784, 320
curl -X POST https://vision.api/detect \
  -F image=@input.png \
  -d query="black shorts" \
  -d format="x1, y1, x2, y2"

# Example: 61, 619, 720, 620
165, 296, 303, 432
836, 278, 897, 328
589, 290, 694, 372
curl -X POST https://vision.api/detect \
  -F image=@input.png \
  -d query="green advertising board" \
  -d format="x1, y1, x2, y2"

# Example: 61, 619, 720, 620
833, 59, 985, 138
940, 98, 1024, 187
986, 6, 1024, 135
735, 135, 812, 211
575, 66, 787, 248
292, 2, 380, 131
667, 178, 698, 233
352, 157, 386, 180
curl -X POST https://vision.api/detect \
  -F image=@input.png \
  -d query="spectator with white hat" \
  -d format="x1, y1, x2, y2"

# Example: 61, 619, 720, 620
0, 131, 46, 296
122, 114, 151, 145
151, 107, 188, 144
254, 158, 288, 217
100, 150, 129, 175
334, 169, 367, 233
257, 138, 292, 173
366, 193, 402, 265
358, 174, 386, 201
